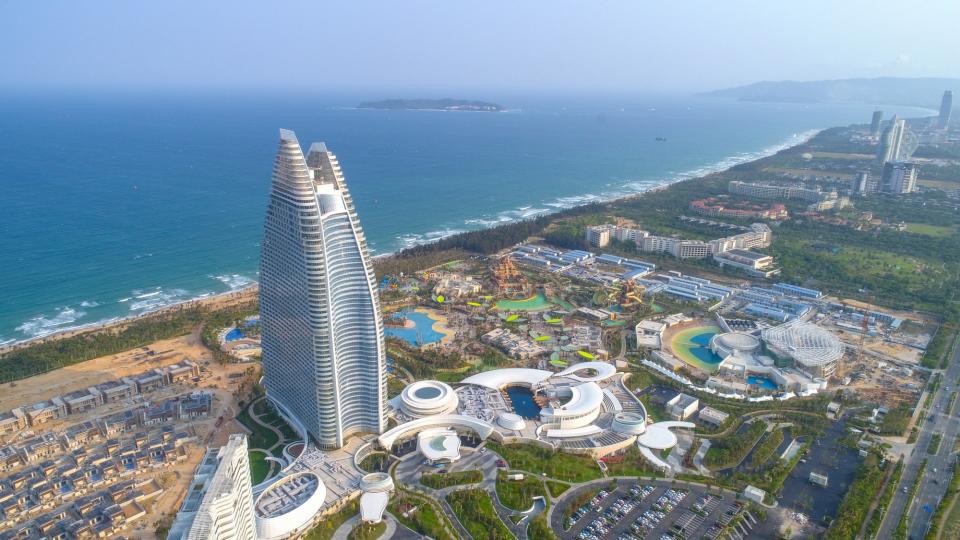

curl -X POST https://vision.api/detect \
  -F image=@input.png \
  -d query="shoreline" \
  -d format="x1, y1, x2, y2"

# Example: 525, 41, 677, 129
1, 128, 822, 351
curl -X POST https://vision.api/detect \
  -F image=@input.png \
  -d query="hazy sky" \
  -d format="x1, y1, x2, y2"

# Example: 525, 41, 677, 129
2, 0, 958, 93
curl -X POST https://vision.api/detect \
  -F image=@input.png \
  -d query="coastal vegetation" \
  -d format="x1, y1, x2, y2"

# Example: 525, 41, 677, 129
703, 420, 766, 469
304, 499, 359, 540
446, 489, 514, 540
347, 521, 386, 540
0, 300, 256, 383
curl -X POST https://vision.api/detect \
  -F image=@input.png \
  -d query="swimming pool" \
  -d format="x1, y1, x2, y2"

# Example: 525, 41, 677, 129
670, 326, 722, 373
224, 328, 244, 342
384, 309, 445, 346
495, 291, 554, 312
747, 375, 779, 390
505, 386, 542, 419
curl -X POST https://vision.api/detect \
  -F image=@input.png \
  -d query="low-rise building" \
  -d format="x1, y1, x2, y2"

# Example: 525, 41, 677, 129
666, 393, 699, 420
698, 406, 730, 427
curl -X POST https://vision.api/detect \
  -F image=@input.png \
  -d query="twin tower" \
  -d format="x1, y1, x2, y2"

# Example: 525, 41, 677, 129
259, 130, 386, 449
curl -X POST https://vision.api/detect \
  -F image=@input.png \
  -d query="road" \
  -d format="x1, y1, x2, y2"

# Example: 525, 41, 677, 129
878, 338, 960, 539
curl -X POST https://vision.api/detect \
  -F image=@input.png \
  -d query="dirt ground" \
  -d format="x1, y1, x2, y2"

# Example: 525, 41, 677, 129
1, 321, 256, 538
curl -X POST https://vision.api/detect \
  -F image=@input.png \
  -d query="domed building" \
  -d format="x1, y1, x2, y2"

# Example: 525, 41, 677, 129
396, 381, 459, 418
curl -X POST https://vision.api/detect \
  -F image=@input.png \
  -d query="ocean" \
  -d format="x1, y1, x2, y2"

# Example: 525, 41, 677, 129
0, 92, 931, 344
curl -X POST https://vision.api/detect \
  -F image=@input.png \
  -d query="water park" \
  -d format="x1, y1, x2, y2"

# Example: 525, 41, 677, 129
666, 324, 723, 373
384, 308, 455, 347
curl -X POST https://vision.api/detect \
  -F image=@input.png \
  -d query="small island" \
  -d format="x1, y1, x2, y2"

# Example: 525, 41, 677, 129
357, 98, 505, 112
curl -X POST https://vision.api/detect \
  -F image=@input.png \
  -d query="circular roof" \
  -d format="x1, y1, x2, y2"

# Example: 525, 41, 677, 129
414, 386, 442, 399
713, 332, 761, 351
761, 322, 844, 367
359, 472, 394, 493
255, 472, 326, 539
399, 381, 458, 418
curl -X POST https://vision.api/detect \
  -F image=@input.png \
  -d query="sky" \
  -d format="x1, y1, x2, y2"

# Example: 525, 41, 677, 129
2, 0, 959, 94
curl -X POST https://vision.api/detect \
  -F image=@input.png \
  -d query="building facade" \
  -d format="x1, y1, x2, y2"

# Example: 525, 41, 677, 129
869, 110, 883, 137
169, 435, 256, 540
880, 161, 917, 194
260, 130, 387, 449
939, 90, 953, 129
877, 115, 905, 163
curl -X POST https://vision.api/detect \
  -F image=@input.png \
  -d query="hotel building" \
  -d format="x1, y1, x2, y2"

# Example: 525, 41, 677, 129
259, 130, 386, 449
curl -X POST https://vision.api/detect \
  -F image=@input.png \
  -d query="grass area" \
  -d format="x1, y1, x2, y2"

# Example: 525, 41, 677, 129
446, 489, 514, 540
928, 433, 943, 455
420, 469, 483, 489
304, 500, 359, 540
387, 375, 406, 399
603, 445, 660, 477
528, 514, 559, 540
248, 449, 271, 484
347, 521, 386, 540
905, 223, 955, 237
704, 420, 766, 469
545, 480, 570, 498
486, 442, 601, 483
388, 493, 456, 540
496, 470, 547, 511
865, 459, 903, 539
747, 428, 785, 468
236, 402, 280, 450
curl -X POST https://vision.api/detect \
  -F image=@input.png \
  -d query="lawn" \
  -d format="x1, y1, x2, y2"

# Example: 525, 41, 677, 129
487, 442, 601, 482
496, 470, 547, 511
420, 469, 483, 489
904, 223, 955, 237
347, 521, 386, 540
389, 494, 456, 540
446, 489, 514, 540
304, 500, 359, 540
248, 449, 271, 484
603, 446, 661, 477
545, 480, 570, 498
236, 402, 280, 451
528, 514, 559, 540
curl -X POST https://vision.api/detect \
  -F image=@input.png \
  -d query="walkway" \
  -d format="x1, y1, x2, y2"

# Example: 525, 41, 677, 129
331, 514, 398, 540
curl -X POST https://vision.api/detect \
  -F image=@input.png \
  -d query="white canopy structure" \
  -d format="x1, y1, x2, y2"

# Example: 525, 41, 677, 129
460, 368, 553, 389
540, 382, 604, 429
377, 414, 495, 449
558, 361, 618, 382
417, 428, 462, 463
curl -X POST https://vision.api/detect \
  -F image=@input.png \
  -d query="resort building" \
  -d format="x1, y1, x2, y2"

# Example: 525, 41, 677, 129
761, 322, 845, 379
698, 406, 729, 427
168, 435, 257, 540
713, 249, 780, 277
259, 130, 386, 449
666, 393, 699, 420
877, 115, 906, 163
880, 161, 918, 194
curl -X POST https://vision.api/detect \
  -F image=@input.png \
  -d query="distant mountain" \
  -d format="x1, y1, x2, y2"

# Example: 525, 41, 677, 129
357, 98, 505, 112
700, 77, 958, 109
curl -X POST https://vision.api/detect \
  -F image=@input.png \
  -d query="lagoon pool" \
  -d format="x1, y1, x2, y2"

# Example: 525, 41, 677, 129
384, 309, 445, 346
670, 326, 722, 373
495, 291, 553, 312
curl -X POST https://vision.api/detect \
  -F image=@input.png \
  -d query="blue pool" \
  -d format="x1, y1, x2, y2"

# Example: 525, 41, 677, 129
224, 328, 244, 342
384, 309, 444, 346
506, 386, 542, 419
747, 375, 779, 390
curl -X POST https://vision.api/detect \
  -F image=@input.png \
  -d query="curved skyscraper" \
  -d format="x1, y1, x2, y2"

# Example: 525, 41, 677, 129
259, 129, 386, 449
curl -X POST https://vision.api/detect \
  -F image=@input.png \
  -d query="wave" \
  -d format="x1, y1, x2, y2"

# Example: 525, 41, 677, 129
128, 288, 191, 312
391, 129, 819, 251
79, 300, 100, 308
15, 307, 88, 338
212, 273, 256, 290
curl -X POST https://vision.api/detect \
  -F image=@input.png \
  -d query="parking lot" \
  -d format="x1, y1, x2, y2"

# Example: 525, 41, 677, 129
553, 479, 761, 540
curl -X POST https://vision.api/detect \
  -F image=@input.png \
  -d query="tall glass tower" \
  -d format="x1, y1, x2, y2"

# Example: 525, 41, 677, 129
259, 129, 386, 449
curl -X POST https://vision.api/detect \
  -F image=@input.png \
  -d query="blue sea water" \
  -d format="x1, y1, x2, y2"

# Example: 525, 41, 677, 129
0, 91, 931, 343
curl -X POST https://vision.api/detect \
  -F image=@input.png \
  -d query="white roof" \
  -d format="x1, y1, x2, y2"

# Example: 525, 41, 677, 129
359, 491, 389, 523
558, 361, 617, 382
417, 429, 461, 461
378, 414, 495, 449
636, 421, 695, 450
636, 319, 667, 333
542, 382, 604, 419
460, 368, 553, 389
